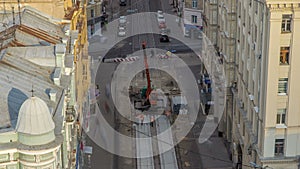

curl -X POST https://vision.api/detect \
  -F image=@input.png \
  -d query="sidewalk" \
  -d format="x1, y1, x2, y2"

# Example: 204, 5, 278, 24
158, 2, 233, 168
197, 131, 233, 169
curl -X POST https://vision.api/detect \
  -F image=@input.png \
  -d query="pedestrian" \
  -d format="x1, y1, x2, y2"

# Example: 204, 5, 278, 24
150, 115, 155, 127
151, 50, 154, 57
141, 115, 144, 125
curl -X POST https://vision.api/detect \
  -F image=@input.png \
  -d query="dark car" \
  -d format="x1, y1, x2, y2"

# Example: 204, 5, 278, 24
120, 0, 126, 6
160, 34, 170, 42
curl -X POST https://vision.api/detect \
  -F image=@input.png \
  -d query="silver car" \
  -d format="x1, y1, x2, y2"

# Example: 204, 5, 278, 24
118, 26, 126, 37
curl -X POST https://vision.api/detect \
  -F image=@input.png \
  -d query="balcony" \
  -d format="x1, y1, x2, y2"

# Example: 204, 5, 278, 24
66, 106, 76, 124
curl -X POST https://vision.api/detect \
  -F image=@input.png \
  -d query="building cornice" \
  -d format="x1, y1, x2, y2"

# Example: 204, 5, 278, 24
184, 8, 203, 13
267, 2, 300, 12
19, 157, 56, 167
0, 161, 18, 167
260, 156, 298, 163
17, 134, 63, 155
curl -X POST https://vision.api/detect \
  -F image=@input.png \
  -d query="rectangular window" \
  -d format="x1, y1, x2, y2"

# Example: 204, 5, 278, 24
90, 24, 95, 35
242, 123, 245, 136
274, 139, 284, 156
276, 109, 286, 124
192, 0, 197, 8
280, 47, 289, 65
91, 9, 94, 18
278, 78, 288, 95
192, 15, 197, 23
254, 1, 258, 14
281, 14, 292, 33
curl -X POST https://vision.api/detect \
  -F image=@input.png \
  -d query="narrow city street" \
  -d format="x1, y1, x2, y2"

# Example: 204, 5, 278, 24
83, 0, 231, 168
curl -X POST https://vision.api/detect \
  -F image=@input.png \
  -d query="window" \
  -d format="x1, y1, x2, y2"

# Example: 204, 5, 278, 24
253, 26, 257, 42
242, 123, 245, 136
280, 47, 289, 65
191, 15, 197, 23
278, 78, 288, 95
90, 24, 94, 35
281, 14, 292, 32
274, 139, 284, 156
276, 109, 286, 124
91, 9, 94, 18
192, 0, 197, 8
254, 1, 258, 14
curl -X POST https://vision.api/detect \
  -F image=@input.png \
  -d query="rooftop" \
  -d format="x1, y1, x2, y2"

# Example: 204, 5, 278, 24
0, 48, 64, 132
0, 6, 67, 49
16, 96, 55, 135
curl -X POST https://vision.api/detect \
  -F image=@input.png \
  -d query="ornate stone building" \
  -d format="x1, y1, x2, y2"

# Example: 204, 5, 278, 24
0, 4, 89, 168
0, 0, 65, 19
182, 0, 203, 38
204, 0, 300, 168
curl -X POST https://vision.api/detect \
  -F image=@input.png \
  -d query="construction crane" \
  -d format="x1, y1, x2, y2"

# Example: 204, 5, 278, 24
142, 41, 152, 99
133, 41, 152, 111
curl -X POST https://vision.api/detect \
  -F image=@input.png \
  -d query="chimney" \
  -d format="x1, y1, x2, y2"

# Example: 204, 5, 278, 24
49, 89, 57, 102
53, 67, 61, 86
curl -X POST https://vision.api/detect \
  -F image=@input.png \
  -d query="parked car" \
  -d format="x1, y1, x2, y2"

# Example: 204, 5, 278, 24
119, 16, 127, 26
157, 10, 163, 15
157, 14, 165, 23
160, 28, 169, 35
160, 34, 169, 42
120, 0, 126, 6
118, 26, 126, 37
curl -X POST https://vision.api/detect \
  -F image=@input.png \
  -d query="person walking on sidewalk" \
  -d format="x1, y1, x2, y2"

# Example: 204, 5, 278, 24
150, 115, 155, 127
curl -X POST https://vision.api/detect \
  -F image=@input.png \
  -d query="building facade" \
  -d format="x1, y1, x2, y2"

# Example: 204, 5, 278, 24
234, 0, 300, 168
204, 0, 300, 168
87, 0, 104, 37
0, 0, 65, 19
0, 1, 90, 168
182, 0, 203, 38
203, 0, 218, 46
0, 96, 64, 169
203, 0, 236, 148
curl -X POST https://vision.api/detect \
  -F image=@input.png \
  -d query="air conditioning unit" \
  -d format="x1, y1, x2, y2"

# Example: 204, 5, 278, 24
253, 106, 259, 113
248, 94, 254, 101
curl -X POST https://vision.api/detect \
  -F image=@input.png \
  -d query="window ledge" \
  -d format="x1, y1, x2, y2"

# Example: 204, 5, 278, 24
276, 124, 287, 129
278, 93, 287, 96
281, 31, 291, 34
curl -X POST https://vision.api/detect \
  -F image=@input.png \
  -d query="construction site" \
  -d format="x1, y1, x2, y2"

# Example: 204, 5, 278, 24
114, 44, 191, 169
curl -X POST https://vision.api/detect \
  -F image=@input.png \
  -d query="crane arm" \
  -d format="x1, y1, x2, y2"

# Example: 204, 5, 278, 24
142, 42, 152, 99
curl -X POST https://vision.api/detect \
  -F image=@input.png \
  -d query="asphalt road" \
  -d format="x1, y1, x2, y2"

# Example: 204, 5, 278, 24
83, 0, 207, 168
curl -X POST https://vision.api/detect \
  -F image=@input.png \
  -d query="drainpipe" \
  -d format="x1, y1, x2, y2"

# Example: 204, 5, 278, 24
216, 0, 219, 47
230, 0, 236, 144
230, 0, 238, 164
